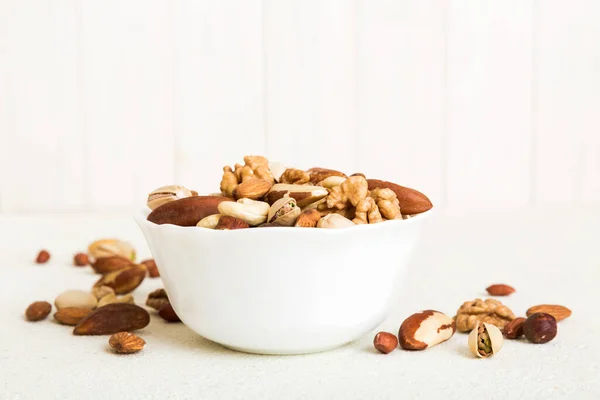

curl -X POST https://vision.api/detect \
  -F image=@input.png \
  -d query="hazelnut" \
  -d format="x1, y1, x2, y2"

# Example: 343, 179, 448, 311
35, 250, 50, 264
158, 304, 181, 322
373, 332, 398, 354
73, 253, 89, 267
503, 317, 526, 339
523, 313, 557, 344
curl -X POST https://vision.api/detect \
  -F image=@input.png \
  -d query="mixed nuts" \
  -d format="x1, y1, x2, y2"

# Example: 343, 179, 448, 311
145, 155, 433, 229
373, 283, 570, 357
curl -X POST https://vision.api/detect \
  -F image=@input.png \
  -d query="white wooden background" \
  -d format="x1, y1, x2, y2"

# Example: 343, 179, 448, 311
1, 0, 599, 212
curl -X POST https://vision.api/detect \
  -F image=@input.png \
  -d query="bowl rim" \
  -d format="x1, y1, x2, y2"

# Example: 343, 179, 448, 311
134, 206, 434, 236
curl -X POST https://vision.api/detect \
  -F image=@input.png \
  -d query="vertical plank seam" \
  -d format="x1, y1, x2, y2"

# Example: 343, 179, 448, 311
530, 0, 538, 206
169, 0, 178, 184
441, 0, 449, 207
76, 0, 89, 211
353, 0, 360, 173
262, 0, 269, 157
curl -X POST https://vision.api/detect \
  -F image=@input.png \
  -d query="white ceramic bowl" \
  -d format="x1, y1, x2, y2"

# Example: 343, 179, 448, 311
135, 209, 433, 355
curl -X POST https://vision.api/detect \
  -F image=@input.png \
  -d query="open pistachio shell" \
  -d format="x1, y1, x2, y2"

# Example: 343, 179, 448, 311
468, 322, 504, 358
267, 197, 301, 226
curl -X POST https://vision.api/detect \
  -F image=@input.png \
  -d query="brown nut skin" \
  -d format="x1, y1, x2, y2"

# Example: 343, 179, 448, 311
54, 307, 93, 326
526, 304, 572, 321
367, 179, 433, 215
294, 209, 321, 227
35, 250, 50, 264
486, 284, 516, 296
93, 264, 147, 294
147, 196, 233, 227
307, 167, 347, 184
215, 216, 251, 230
141, 259, 160, 278
373, 332, 398, 354
73, 303, 150, 335
73, 253, 89, 267
91, 255, 135, 274
503, 317, 526, 339
523, 313, 557, 344
109, 332, 146, 354
159, 304, 181, 322
25, 301, 52, 321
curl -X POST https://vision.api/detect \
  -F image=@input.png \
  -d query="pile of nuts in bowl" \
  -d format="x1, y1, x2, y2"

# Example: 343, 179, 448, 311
373, 283, 572, 358
145, 155, 433, 229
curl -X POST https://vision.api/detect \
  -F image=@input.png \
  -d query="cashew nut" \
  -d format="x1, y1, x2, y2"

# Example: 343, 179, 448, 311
316, 213, 356, 229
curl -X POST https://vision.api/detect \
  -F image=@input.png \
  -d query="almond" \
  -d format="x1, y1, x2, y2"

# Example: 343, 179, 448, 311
147, 196, 233, 226
215, 216, 250, 230
486, 284, 516, 296
54, 307, 92, 326
91, 255, 135, 274
367, 179, 433, 215
109, 332, 146, 354
232, 179, 273, 200
73, 303, 150, 335
25, 301, 52, 321
93, 264, 146, 294
307, 167, 347, 185
526, 305, 571, 321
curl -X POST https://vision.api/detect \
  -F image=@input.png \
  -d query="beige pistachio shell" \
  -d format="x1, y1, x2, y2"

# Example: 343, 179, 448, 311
468, 322, 504, 358
267, 197, 301, 226
147, 185, 194, 210
218, 198, 269, 226
196, 214, 222, 229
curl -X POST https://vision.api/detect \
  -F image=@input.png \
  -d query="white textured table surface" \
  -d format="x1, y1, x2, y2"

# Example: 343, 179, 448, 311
1, 208, 599, 400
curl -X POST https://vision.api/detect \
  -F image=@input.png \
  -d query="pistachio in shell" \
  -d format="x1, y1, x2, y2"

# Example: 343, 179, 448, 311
468, 322, 504, 358
267, 197, 301, 226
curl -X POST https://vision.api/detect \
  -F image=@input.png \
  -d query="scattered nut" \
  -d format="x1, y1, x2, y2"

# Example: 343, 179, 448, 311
503, 317, 526, 339
35, 250, 50, 264
294, 209, 321, 228
316, 213, 356, 229
73, 253, 89, 267
146, 289, 169, 311
25, 301, 52, 321
158, 304, 181, 322
455, 298, 515, 332
55, 290, 98, 310
526, 304, 571, 322
468, 322, 503, 358
92, 286, 115, 301
486, 284, 516, 296
147, 184, 194, 210
373, 332, 398, 354
141, 259, 159, 278
91, 255, 134, 274
109, 332, 146, 354
196, 214, 222, 229
215, 216, 251, 230
88, 239, 136, 262
398, 310, 455, 350
54, 307, 92, 326
73, 303, 150, 335
523, 313, 557, 344
97, 293, 135, 308
93, 264, 147, 294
